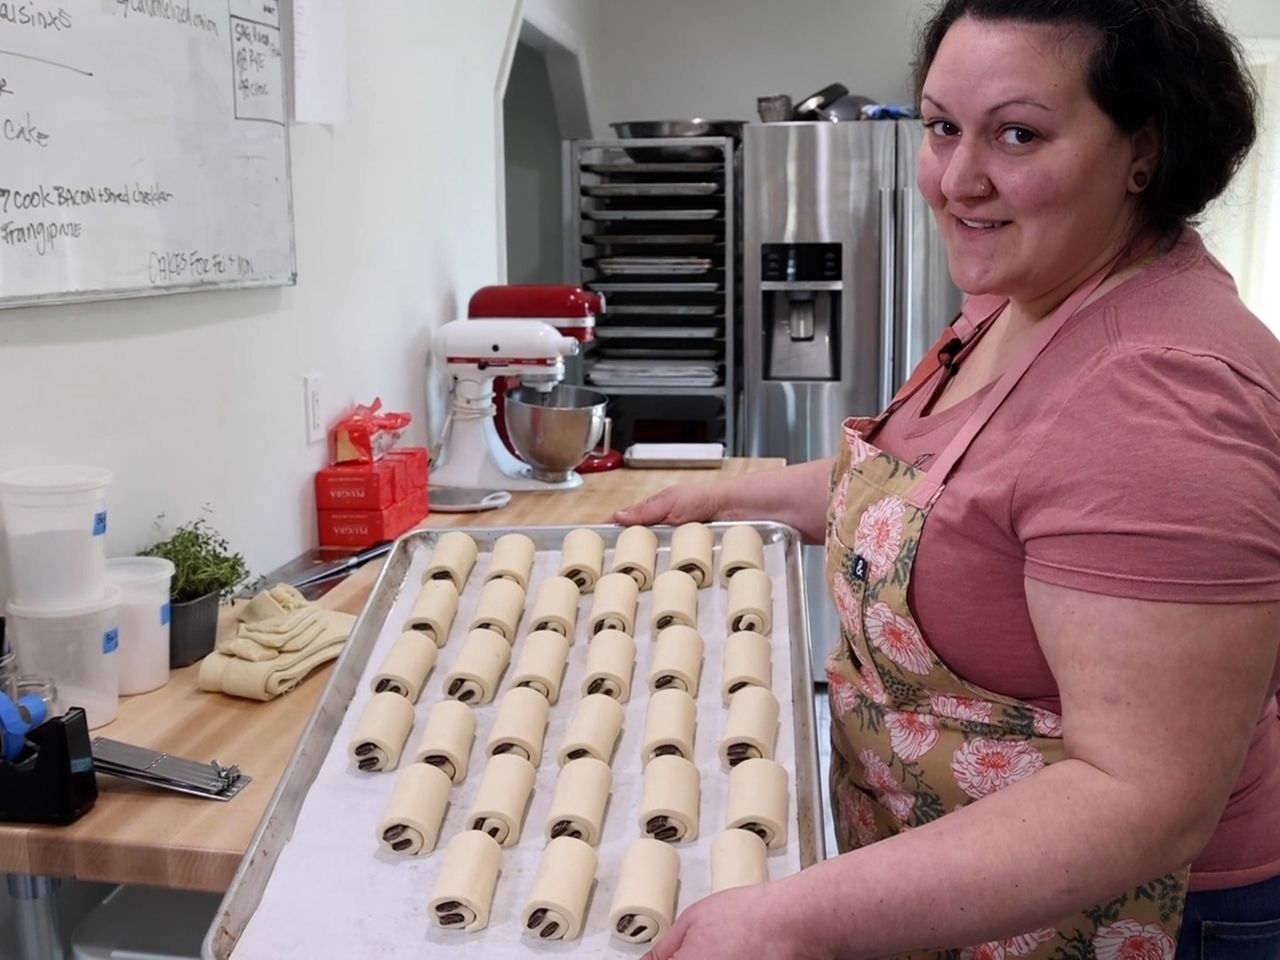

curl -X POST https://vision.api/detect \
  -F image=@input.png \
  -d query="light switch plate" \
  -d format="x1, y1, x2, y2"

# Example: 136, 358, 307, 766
304, 372, 324, 444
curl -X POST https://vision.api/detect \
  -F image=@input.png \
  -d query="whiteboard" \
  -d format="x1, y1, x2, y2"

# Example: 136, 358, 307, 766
0, 0, 295, 307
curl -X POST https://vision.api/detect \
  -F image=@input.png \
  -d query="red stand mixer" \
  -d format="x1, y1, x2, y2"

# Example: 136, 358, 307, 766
466, 285, 623, 473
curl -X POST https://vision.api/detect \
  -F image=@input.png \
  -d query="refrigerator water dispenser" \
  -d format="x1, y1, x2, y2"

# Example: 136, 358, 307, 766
762, 243, 841, 381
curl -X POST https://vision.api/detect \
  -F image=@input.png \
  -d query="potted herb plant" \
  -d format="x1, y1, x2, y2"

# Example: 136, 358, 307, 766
140, 514, 250, 667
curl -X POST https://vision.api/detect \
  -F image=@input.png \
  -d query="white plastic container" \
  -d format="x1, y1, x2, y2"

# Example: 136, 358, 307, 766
106, 557, 175, 695
6, 585, 121, 729
0, 465, 113, 608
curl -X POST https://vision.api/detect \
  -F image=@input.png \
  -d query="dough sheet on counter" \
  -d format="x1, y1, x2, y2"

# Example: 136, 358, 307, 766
233, 531, 805, 959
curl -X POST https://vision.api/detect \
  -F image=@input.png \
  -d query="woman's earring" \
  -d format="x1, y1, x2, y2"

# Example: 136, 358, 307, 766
1132, 170, 1149, 190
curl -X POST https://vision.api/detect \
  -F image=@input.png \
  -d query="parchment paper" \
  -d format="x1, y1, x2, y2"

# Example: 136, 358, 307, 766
234, 535, 802, 958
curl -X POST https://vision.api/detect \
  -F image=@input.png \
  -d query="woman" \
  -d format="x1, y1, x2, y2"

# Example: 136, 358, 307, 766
621, 2, 1280, 957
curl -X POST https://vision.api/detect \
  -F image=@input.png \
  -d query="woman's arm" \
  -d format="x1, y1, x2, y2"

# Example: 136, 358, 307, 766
646, 586, 1280, 959
613, 457, 834, 544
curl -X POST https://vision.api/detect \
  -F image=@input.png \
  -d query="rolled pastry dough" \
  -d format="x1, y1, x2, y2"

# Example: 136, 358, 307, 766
484, 532, 536, 590
370, 630, 438, 702
443, 628, 511, 705
429, 829, 502, 932
376, 763, 451, 855
725, 567, 773, 636
719, 684, 780, 766
669, 522, 714, 588
528, 576, 580, 639
422, 531, 478, 593
726, 757, 789, 850
544, 756, 612, 846
558, 527, 605, 592
609, 525, 659, 590
510, 629, 571, 702
486, 685, 550, 766
642, 687, 697, 763
650, 569, 698, 632
348, 691, 415, 772
587, 572, 639, 637
719, 525, 765, 585
468, 577, 526, 642
648, 624, 704, 695
467, 752, 536, 846
638, 753, 700, 842
403, 580, 459, 647
710, 828, 769, 892
558, 692, 625, 766
522, 835, 597, 942
581, 628, 636, 702
721, 629, 772, 704
609, 838, 681, 944
411, 698, 477, 783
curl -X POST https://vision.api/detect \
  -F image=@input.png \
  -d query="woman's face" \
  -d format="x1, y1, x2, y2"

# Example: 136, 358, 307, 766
917, 17, 1148, 308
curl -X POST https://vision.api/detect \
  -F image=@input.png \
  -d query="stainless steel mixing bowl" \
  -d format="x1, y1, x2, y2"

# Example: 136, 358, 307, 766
505, 385, 611, 483
609, 119, 746, 162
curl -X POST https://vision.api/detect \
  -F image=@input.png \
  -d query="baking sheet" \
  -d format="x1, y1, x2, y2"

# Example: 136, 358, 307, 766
582, 183, 720, 197
582, 209, 720, 222
208, 524, 818, 959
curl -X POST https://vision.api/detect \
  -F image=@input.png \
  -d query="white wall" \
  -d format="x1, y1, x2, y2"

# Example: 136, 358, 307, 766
0, 1, 526, 584
589, 0, 937, 129
505, 43, 565, 284
1217, 0, 1280, 38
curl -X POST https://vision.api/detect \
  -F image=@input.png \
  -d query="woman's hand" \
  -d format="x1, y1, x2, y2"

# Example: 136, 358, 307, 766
613, 483, 725, 526
643, 883, 824, 960
612, 459, 836, 544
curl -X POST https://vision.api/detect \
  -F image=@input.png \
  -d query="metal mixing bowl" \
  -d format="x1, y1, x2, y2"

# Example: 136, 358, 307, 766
609, 119, 746, 162
505, 385, 610, 483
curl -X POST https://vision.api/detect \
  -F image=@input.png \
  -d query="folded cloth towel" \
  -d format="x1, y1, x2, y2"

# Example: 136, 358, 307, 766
239, 583, 311, 625
219, 584, 330, 661
238, 607, 325, 652
216, 634, 281, 663
217, 608, 324, 661
198, 610, 355, 701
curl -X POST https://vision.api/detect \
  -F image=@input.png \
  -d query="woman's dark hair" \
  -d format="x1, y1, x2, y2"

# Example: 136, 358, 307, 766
913, 0, 1258, 236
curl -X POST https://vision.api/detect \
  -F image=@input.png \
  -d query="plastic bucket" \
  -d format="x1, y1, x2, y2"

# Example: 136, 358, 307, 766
106, 557, 174, 695
0, 465, 113, 608
6, 584, 121, 730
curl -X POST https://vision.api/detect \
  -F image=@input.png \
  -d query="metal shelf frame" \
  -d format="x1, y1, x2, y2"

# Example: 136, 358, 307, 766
565, 136, 740, 453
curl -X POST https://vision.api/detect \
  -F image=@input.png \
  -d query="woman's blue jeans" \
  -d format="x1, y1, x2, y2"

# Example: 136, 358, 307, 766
1177, 872, 1280, 959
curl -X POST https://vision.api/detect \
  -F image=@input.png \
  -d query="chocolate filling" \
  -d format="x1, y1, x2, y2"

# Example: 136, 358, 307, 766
422, 755, 456, 780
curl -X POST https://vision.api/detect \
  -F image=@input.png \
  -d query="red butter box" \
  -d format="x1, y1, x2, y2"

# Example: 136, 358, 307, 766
385, 447, 428, 491
399, 486, 429, 528
315, 460, 399, 510
317, 487, 430, 549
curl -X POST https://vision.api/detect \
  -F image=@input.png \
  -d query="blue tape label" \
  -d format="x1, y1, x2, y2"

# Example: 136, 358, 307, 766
161, 601, 171, 626
103, 628, 119, 654
93, 511, 107, 536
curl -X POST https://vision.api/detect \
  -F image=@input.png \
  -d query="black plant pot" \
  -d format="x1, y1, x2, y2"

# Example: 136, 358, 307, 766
169, 591, 220, 667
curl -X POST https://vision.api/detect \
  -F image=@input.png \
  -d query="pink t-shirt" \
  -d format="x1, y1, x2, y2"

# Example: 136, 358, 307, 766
872, 231, 1280, 891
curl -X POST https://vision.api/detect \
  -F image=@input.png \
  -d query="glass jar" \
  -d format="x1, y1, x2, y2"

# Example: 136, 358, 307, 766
0, 649, 15, 703
15, 675, 58, 721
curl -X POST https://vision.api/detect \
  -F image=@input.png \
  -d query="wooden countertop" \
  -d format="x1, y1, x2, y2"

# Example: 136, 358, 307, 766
0, 459, 783, 890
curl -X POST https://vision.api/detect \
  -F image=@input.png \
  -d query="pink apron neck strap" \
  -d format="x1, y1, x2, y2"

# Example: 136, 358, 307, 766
907, 255, 1122, 508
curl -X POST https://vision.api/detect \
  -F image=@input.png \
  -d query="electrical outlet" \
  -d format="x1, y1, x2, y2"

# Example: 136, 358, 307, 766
304, 373, 324, 444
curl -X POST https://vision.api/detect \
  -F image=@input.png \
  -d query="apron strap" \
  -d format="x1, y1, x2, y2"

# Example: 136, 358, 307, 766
880, 296, 1007, 421
907, 254, 1124, 508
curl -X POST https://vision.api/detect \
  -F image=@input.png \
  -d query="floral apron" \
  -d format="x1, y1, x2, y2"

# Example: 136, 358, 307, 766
824, 259, 1188, 959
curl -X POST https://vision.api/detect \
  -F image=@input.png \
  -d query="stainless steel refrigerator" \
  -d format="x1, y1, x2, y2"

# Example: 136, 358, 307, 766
741, 120, 963, 682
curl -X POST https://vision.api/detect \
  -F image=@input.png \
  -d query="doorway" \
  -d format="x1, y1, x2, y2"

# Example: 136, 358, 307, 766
500, 16, 592, 285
